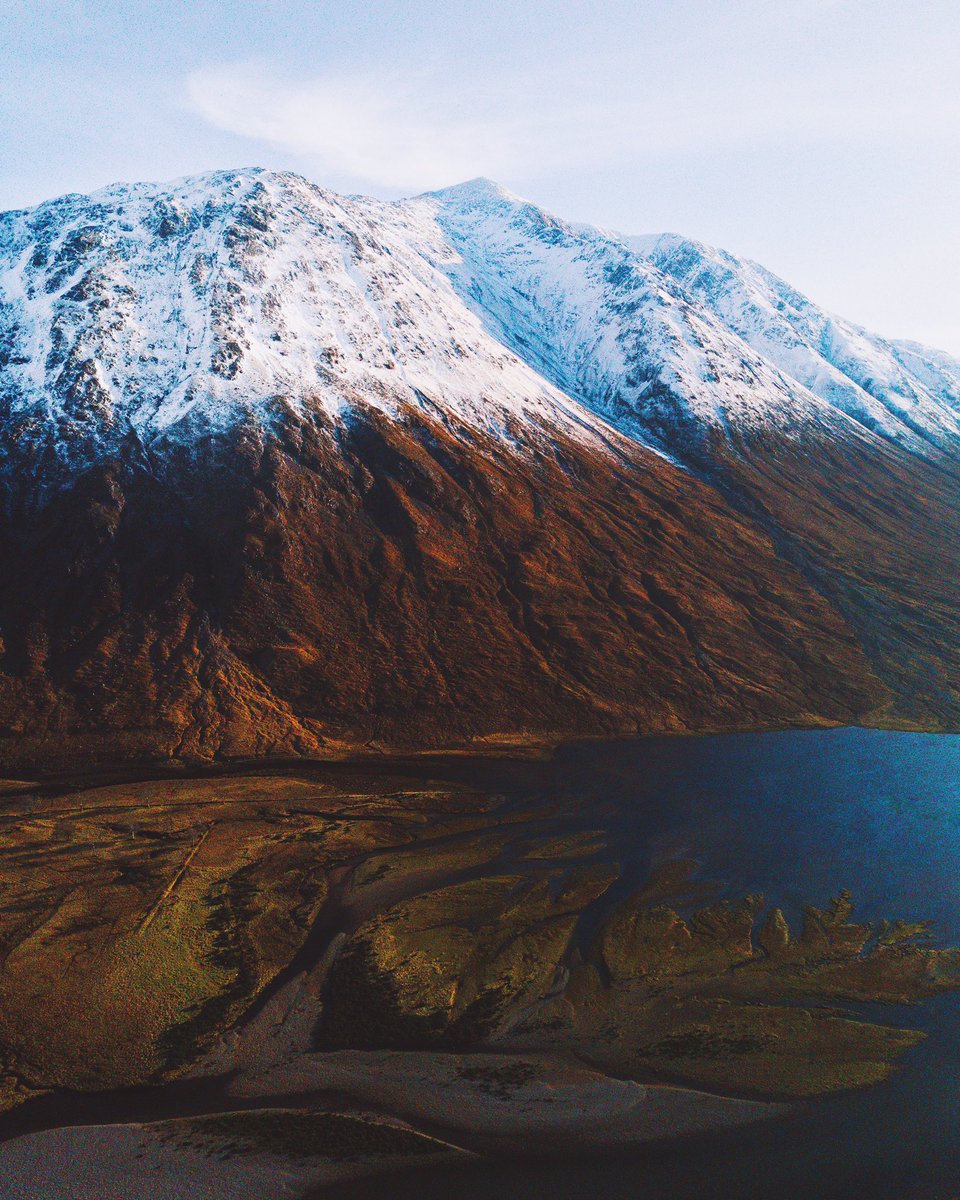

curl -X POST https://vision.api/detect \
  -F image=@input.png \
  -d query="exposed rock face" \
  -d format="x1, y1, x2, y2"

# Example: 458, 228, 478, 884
1, 169, 959, 766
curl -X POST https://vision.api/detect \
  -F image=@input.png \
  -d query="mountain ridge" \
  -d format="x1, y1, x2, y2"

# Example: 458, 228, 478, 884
3, 167, 958, 476
0, 168, 958, 768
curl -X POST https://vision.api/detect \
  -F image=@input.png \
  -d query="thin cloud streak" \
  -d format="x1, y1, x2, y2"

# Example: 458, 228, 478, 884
184, 58, 960, 194
184, 64, 537, 190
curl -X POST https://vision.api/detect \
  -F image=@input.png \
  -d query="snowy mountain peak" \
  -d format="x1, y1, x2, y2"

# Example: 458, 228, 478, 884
423, 176, 523, 206
1, 168, 959, 479
626, 230, 960, 450
0, 168, 613, 471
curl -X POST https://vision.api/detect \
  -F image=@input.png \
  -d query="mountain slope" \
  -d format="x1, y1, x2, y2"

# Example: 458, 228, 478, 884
627, 230, 960, 455
422, 180, 960, 727
0, 405, 884, 767
0, 168, 957, 767
422, 179, 960, 461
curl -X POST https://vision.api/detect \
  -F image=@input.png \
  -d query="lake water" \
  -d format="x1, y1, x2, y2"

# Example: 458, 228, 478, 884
325, 727, 960, 1200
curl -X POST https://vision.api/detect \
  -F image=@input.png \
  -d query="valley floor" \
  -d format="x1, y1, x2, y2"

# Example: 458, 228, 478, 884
0, 743, 956, 1196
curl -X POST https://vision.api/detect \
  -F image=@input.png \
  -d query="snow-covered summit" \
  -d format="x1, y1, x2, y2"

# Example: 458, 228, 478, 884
0, 169, 610, 468
1, 167, 958, 474
422, 177, 523, 207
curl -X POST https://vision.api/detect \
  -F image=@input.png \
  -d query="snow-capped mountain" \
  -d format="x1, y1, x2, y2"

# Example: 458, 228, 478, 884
0, 170, 615, 474
2, 168, 958, 478
0, 168, 958, 769
425, 178, 846, 455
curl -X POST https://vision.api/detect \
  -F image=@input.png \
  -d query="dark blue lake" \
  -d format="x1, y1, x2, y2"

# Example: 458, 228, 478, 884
329, 727, 960, 1200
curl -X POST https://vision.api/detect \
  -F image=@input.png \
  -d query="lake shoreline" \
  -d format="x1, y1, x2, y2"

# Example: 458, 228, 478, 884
4, 715, 955, 803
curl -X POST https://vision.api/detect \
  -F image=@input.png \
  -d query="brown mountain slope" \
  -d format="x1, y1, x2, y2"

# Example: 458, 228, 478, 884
0, 406, 889, 769
701, 426, 960, 728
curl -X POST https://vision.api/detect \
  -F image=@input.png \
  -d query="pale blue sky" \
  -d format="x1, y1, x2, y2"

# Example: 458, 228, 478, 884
3, 1, 958, 352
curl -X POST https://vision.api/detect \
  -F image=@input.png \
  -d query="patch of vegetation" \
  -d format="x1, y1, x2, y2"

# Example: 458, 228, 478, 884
155, 870, 258, 1074
315, 940, 448, 1050
164, 1109, 438, 1161
456, 1059, 538, 1099
641, 1027, 776, 1060
446, 988, 508, 1048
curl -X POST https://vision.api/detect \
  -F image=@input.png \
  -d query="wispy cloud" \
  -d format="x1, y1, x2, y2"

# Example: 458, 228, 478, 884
183, 55, 960, 194
183, 63, 549, 190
